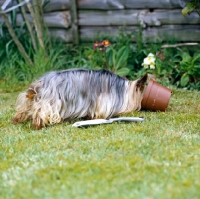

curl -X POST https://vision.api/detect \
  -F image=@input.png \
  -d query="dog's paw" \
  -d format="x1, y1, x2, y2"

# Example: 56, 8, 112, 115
11, 118, 19, 124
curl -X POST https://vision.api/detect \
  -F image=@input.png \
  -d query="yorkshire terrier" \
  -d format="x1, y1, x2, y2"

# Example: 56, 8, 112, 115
12, 69, 147, 129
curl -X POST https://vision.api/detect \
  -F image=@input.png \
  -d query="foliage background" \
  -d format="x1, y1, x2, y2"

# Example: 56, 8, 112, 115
0, 0, 200, 91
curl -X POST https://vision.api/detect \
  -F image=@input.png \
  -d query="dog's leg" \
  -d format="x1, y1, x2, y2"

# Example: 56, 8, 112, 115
31, 101, 62, 130
32, 108, 45, 130
12, 112, 30, 124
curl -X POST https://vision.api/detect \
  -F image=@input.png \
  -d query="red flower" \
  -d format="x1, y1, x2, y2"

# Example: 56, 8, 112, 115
94, 40, 111, 50
94, 41, 99, 50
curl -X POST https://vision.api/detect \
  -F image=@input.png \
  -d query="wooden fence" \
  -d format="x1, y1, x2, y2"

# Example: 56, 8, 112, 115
0, 0, 200, 43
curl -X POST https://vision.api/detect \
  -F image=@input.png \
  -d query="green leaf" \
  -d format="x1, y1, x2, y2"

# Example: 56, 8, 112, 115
180, 73, 190, 87
115, 67, 130, 77
194, 65, 200, 69
116, 46, 130, 69
160, 69, 168, 75
11, 9, 17, 27
43, 0, 50, 9
192, 53, 200, 64
112, 49, 116, 70
182, 52, 192, 62
6, 40, 14, 58
182, 1, 197, 17
106, 47, 113, 67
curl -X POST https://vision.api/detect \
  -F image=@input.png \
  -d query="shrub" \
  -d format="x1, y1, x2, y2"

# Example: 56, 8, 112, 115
0, 22, 200, 91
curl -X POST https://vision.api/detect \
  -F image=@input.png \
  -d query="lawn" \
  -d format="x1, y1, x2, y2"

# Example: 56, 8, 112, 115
0, 87, 200, 199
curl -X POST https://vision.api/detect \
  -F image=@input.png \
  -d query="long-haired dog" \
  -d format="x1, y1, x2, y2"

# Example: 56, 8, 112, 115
12, 69, 147, 129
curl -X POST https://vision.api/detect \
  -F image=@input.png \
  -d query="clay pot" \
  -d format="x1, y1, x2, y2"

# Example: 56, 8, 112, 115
141, 79, 172, 111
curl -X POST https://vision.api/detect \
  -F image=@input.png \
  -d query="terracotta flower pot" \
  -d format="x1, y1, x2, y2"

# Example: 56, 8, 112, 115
141, 79, 172, 111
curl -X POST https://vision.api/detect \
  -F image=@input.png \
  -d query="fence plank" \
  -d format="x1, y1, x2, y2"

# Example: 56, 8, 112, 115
49, 25, 200, 42
44, 0, 70, 12
0, 0, 70, 12
79, 25, 200, 42
78, 0, 188, 9
79, 9, 200, 26
0, 11, 71, 28
50, 28, 73, 42
0, 0, 188, 11
2, 9, 199, 29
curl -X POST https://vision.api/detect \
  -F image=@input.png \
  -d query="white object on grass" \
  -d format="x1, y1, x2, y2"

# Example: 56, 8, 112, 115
72, 117, 145, 127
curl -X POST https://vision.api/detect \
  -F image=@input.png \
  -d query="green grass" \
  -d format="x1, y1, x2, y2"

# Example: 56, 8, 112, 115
0, 87, 200, 199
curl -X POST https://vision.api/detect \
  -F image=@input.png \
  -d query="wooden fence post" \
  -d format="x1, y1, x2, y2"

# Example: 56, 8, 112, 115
70, 0, 79, 44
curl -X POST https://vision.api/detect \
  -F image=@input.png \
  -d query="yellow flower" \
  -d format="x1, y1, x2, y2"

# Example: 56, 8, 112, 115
142, 53, 156, 69
149, 62, 155, 69
103, 40, 111, 47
